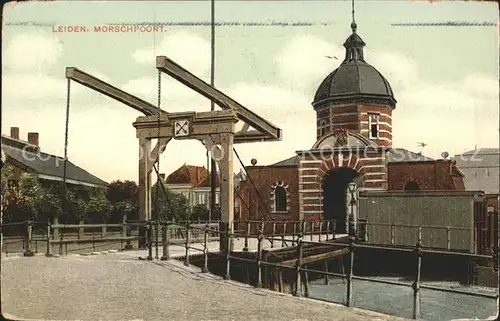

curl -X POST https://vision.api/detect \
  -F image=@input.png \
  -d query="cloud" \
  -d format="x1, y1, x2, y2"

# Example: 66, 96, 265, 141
225, 83, 311, 120
221, 83, 316, 165
3, 31, 63, 72
2, 73, 68, 101
275, 34, 344, 91
132, 31, 211, 77
120, 76, 213, 113
462, 73, 499, 99
367, 50, 419, 91
2, 32, 113, 107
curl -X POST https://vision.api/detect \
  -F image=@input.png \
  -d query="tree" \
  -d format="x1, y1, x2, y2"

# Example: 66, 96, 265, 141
151, 182, 190, 222
106, 180, 139, 223
107, 180, 138, 204
1, 162, 14, 194
190, 204, 209, 221
1, 164, 112, 224
1, 169, 39, 234
81, 187, 112, 223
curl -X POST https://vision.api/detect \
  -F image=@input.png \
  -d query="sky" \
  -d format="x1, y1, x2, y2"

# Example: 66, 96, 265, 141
1, 0, 499, 183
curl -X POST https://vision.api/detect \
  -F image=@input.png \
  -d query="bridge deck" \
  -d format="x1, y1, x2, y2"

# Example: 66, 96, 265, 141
1, 252, 409, 321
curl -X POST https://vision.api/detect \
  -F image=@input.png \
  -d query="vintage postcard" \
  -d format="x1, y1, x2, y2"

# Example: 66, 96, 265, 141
1, 0, 499, 320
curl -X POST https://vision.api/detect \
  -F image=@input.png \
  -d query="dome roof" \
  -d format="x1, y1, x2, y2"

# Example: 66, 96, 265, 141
312, 25, 397, 109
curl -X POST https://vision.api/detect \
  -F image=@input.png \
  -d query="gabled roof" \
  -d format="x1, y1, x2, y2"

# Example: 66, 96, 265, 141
270, 155, 300, 167
166, 165, 246, 189
2, 143, 107, 188
269, 149, 432, 167
166, 164, 208, 186
193, 174, 221, 188
454, 148, 499, 168
387, 148, 433, 163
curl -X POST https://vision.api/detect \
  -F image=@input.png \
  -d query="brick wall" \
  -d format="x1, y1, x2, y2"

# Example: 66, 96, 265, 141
315, 104, 393, 147
238, 166, 299, 222
387, 160, 465, 191
298, 148, 387, 221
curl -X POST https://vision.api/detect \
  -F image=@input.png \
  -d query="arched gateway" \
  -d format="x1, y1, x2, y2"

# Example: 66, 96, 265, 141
297, 129, 388, 232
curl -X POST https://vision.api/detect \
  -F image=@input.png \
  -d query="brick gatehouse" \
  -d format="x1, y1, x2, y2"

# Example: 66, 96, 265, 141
237, 18, 465, 231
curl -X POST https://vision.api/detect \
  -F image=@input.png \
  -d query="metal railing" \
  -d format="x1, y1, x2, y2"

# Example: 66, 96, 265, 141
4, 218, 498, 319
172, 219, 499, 320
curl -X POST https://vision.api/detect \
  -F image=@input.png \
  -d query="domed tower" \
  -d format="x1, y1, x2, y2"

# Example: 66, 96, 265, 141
312, 19, 396, 146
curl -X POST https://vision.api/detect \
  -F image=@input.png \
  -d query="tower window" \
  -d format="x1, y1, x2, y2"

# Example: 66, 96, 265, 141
320, 120, 327, 137
368, 113, 379, 139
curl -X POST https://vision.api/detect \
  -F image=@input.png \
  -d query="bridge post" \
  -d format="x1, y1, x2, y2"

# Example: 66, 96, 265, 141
45, 221, 52, 257
323, 260, 329, 285
123, 215, 133, 250
346, 236, 355, 307
271, 222, 276, 248
281, 222, 286, 247
160, 222, 170, 261
303, 264, 310, 297
137, 136, 152, 249
293, 235, 303, 297
146, 221, 153, 260
412, 227, 422, 319
23, 221, 34, 257
155, 220, 159, 259
184, 222, 190, 266
243, 221, 249, 252
78, 219, 84, 240
202, 223, 209, 273
52, 217, 59, 240
256, 234, 263, 288
224, 227, 232, 280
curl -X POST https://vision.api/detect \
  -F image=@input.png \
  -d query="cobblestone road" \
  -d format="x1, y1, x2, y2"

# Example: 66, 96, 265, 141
1, 252, 410, 321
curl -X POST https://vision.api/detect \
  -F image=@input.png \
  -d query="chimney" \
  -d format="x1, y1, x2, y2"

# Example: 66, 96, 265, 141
10, 127, 19, 139
27, 132, 39, 146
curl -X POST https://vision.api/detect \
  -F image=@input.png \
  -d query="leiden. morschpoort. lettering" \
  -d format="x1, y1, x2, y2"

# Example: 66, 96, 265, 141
52, 25, 165, 33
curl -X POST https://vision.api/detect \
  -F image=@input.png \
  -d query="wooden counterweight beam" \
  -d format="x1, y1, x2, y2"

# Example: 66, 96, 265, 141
66, 67, 274, 143
156, 56, 282, 142
65, 67, 171, 168
65, 67, 164, 116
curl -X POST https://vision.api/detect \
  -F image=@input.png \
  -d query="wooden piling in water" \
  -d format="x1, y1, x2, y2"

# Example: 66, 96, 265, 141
324, 260, 329, 285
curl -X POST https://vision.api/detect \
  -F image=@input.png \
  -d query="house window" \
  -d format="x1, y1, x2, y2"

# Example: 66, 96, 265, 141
197, 193, 207, 205
368, 113, 380, 139
215, 192, 220, 205
404, 181, 420, 192
274, 186, 287, 212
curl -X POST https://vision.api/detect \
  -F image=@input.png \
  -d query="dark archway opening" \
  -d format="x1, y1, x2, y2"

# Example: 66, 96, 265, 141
404, 181, 419, 192
322, 167, 359, 233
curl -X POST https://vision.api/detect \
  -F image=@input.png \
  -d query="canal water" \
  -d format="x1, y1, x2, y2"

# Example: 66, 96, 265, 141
309, 277, 497, 321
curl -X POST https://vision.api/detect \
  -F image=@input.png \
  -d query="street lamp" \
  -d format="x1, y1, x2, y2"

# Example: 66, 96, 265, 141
347, 182, 357, 237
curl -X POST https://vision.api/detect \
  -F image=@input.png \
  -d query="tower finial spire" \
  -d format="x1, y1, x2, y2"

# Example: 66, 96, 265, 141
343, 0, 365, 63
351, 0, 357, 33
